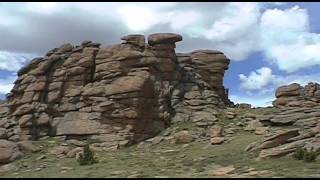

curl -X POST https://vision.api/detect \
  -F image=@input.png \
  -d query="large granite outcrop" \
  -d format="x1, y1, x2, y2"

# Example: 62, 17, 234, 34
0, 33, 233, 149
248, 82, 320, 159
273, 82, 320, 108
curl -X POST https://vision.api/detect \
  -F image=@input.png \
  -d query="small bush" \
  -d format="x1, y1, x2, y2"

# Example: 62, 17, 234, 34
292, 147, 318, 163
303, 151, 318, 162
293, 147, 305, 160
77, 144, 98, 166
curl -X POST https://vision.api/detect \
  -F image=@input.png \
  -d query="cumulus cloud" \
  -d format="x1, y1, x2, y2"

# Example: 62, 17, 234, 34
229, 94, 274, 107
237, 66, 320, 107
239, 67, 274, 91
0, 51, 32, 72
0, 2, 268, 60
1, 2, 320, 105
239, 66, 320, 97
273, 73, 320, 87
1, 2, 318, 67
261, 5, 320, 73
0, 75, 16, 95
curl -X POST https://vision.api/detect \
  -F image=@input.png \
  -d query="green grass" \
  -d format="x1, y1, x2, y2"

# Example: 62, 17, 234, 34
2, 130, 320, 178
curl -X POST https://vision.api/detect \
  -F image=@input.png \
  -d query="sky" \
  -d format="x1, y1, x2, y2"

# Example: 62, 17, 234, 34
1, 2, 320, 107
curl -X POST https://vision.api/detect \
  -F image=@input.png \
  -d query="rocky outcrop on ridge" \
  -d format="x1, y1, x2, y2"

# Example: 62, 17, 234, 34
273, 82, 320, 108
171, 50, 231, 125
0, 33, 232, 159
246, 82, 320, 159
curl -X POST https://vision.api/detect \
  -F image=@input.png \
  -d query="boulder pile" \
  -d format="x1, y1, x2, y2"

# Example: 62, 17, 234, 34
273, 82, 320, 108
0, 33, 233, 156
247, 82, 320, 159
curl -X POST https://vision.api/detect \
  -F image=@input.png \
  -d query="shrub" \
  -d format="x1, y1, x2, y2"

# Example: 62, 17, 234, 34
77, 144, 98, 166
292, 147, 305, 160
292, 147, 318, 163
303, 151, 318, 163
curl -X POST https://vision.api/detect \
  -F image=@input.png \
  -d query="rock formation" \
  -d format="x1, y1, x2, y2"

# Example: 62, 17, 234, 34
0, 33, 233, 159
273, 82, 320, 108
171, 50, 232, 125
247, 82, 320, 159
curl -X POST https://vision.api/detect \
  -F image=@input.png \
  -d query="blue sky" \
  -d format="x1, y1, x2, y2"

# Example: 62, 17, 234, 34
1, 2, 320, 107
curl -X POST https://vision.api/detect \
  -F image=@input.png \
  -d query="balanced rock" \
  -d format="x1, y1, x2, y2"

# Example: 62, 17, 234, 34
148, 33, 182, 46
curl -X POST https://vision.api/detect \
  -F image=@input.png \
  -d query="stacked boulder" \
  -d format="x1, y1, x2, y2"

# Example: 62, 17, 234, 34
248, 82, 320, 159
0, 33, 233, 152
0, 102, 23, 164
171, 50, 232, 126
246, 126, 320, 159
273, 82, 320, 108
260, 82, 320, 126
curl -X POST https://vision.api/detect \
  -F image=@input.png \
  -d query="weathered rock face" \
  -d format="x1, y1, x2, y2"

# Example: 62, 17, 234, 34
273, 82, 320, 108
247, 82, 320, 159
0, 140, 22, 164
171, 50, 232, 123
0, 33, 232, 148
245, 126, 320, 159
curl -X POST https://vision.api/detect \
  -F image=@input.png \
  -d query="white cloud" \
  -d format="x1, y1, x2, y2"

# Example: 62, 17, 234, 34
239, 66, 320, 93
0, 2, 288, 61
0, 51, 31, 72
193, 2, 262, 60
261, 5, 320, 72
273, 73, 320, 87
0, 75, 16, 95
229, 94, 274, 107
118, 6, 161, 32
237, 67, 320, 107
239, 67, 274, 91
169, 11, 202, 31
24, 2, 60, 14
2, 2, 320, 105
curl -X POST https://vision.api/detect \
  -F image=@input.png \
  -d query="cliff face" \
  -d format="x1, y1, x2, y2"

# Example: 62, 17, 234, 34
1, 33, 232, 149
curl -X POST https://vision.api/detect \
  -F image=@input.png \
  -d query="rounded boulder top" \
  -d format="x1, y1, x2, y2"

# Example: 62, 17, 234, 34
147, 33, 183, 46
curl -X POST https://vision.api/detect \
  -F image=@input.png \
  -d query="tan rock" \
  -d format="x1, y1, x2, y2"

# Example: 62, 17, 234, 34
0, 129, 6, 139
56, 43, 73, 53
174, 131, 194, 144
66, 139, 86, 147
49, 146, 70, 156
212, 165, 235, 176
0, 140, 22, 164
17, 141, 40, 153
210, 137, 225, 145
244, 120, 263, 131
25, 81, 46, 91
254, 127, 269, 135
13, 104, 33, 116
275, 83, 301, 98
121, 34, 145, 47
2, 33, 234, 165
258, 129, 300, 149
210, 125, 223, 137
66, 147, 83, 158
37, 113, 50, 126
148, 33, 182, 45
